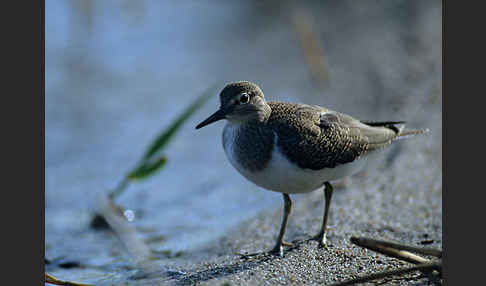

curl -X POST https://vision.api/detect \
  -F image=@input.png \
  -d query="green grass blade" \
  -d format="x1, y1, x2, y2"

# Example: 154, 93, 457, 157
108, 84, 219, 201
127, 156, 167, 180
143, 84, 218, 160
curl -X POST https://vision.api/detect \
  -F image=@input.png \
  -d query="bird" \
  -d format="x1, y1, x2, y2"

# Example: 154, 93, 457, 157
195, 81, 428, 256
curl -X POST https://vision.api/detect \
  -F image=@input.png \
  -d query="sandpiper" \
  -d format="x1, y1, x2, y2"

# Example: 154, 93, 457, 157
195, 81, 428, 256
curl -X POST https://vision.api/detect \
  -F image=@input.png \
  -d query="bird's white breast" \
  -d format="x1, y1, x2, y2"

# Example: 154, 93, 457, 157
223, 123, 370, 194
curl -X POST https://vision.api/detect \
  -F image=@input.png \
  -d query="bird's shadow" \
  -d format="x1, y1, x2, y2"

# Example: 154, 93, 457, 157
126, 248, 288, 285
166, 237, 318, 285
171, 256, 274, 285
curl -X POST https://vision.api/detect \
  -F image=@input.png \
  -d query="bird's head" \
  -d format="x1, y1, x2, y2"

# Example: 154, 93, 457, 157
195, 81, 270, 129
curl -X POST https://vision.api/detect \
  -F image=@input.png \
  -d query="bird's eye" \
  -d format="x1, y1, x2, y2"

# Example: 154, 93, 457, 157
239, 92, 250, 104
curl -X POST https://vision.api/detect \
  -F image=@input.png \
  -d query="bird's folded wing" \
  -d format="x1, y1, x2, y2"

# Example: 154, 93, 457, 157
319, 111, 399, 151
268, 103, 400, 170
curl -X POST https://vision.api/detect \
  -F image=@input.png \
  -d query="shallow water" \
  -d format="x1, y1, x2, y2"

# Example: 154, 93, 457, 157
45, 1, 441, 284
45, 1, 279, 256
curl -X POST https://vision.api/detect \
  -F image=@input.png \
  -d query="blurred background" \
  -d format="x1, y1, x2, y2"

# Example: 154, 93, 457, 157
45, 0, 441, 283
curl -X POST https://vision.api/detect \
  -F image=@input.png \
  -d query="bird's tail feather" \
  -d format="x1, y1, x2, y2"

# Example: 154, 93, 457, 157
362, 120, 429, 139
396, 128, 430, 139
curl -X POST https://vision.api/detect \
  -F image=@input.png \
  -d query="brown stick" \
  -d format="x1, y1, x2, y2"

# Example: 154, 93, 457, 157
45, 273, 94, 286
350, 236, 433, 265
290, 5, 330, 91
351, 236, 442, 257
326, 263, 440, 286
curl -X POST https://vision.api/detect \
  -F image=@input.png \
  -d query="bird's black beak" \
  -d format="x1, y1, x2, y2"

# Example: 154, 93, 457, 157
195, 109, 226, 129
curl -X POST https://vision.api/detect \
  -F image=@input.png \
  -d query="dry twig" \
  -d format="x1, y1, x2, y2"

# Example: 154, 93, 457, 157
45, 273, 94, 286
350, 236, 440, 265
290, 5, 330, 91
327, 263, 440, 286
325, 236, 442, 285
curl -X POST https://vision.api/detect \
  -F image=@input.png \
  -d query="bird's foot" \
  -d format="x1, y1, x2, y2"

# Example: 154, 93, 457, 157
235, 248, 282, 259
314, 232, 329, 248
270, 244, 284, 257
236, 241, 294, 259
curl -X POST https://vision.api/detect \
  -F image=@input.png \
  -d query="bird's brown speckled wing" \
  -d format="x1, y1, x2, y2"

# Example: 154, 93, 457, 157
267, 102, 399, 170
